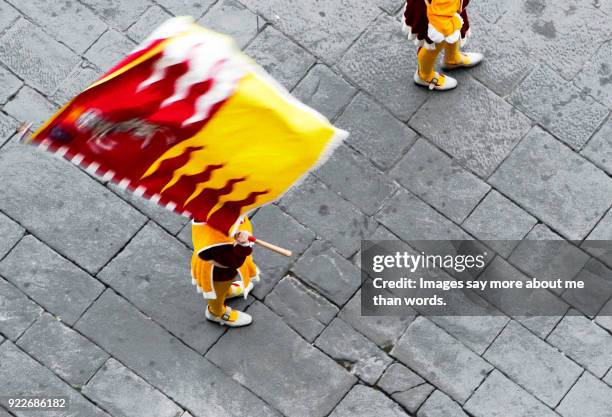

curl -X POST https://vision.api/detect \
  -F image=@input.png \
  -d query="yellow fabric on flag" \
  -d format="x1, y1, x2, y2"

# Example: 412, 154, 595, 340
142, 69, 342, 232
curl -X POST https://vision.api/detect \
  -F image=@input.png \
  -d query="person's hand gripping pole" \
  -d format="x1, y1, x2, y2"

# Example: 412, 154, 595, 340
234, 231, 292, 257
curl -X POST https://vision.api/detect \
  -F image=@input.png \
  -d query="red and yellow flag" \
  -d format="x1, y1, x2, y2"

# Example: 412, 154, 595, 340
31, 17, 346, 235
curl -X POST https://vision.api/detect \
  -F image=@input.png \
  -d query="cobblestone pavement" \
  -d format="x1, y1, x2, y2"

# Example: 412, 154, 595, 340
1, 1, 612, 416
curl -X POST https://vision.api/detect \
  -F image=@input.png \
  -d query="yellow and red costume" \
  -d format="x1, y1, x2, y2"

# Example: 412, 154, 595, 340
191, 216, 259, 324
403, 0, 481, 89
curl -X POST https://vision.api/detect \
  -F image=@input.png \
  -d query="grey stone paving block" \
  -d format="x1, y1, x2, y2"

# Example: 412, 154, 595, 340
0, 112, 18, 148
335, 93, 417, 171
583, 209, 612, 268
463, 190, 537, 257
292, 64, 356, 120
377, 362, 433, 413
83, 358, 182, 417
4, 86, 58, 129
244, 26, 315, 90
0, 406, 10, 417
575, 41, 612, 109
497, 0, 610, 80
316, 145, 397, 215
250, 204, 315, 299
339, 289, 415, 350
0, 235, 104, 325
9, 0, 107, 53
241, 0, 380, 64
483, 320, 582, 407
329, 385, 409, 417
315, 318, 392, 384
76, 290, 279, 417
509, 224, 590, 294
509, 65, 609, 150
547, 311, 612, 378
391, 139, 490, 223
127, 5, 172, 43
417, 390, 467, 417
558, 372, 612, 417
0, 212, 22, 261
80, 0, 151, 31
353, 224, 399, 270
0, 66, 21, 104
468, 13, 533, 97
108, 183, 187, 235
391, 317, 492, 404
338, 15, 429, 121
0, 144, 146, 273
0, 18, 80, 95
155, 0, 215, 17
469, 0, 510, 24
98, 223, 224, 354
207, 302, 355, 417
427, 312, 508, 356
582, 118, 612, 176
410, 75, 532, 177
85, 29, 136, 72
292, 240, 361, 306
176, 222, 192, 248
264, 275, 338, 342
0, 1, 18, 32
464, 370, 558, 417
479, 256, 567, 338
376, 188, 472, 245
606, 365, 612, 386
0, 276, 42, 341
16, 313, 109, 386
0, 341, 110, 417
279, 175, 374, 258
377, 0, 404, 14
596, 295, 612, 333
561, 258, 612, 317
199, 0, 259, 49
490, 127, 612, 240
52, 64, 102, 106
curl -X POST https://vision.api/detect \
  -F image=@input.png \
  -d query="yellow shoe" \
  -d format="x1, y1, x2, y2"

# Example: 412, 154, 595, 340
442, 52, 484, 70
414, 70, 457, 91
205, 306, 252, 327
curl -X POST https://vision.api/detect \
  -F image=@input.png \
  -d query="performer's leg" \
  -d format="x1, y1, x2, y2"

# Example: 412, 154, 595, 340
208, 279, 239, 321
443, 41, 462, 66
415, 43, 457, 90
441, 41, 484, 70
417, 43, 444, 82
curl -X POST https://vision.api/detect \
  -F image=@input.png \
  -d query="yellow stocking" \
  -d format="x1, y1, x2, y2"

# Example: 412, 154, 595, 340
443, 41, 462, 65
417, 43, 444, 81
208, 280, 239, 321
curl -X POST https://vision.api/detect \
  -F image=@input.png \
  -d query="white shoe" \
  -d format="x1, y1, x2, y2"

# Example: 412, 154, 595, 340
225, 281, 253, 299
441, 52, 484, 70
414, 70, 457, 91
206, 306, 252, 327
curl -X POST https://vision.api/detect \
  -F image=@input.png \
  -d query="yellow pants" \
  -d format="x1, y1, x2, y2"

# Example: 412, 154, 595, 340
417, 41, 462, 81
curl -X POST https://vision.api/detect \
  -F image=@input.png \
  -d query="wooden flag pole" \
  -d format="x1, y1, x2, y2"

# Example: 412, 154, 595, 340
248, 236, 292, 257
17, 122, 34, 144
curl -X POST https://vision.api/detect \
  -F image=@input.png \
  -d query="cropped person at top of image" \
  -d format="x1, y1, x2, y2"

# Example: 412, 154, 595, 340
372, 252, 486, 273
403, 0, 484, 90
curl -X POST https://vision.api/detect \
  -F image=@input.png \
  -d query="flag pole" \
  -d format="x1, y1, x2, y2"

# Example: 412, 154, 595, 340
17, 122, 34, 144
248, 236, 292, 257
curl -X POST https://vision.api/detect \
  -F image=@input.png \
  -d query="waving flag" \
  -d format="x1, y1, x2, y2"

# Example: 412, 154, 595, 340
30, 17, 346, 234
